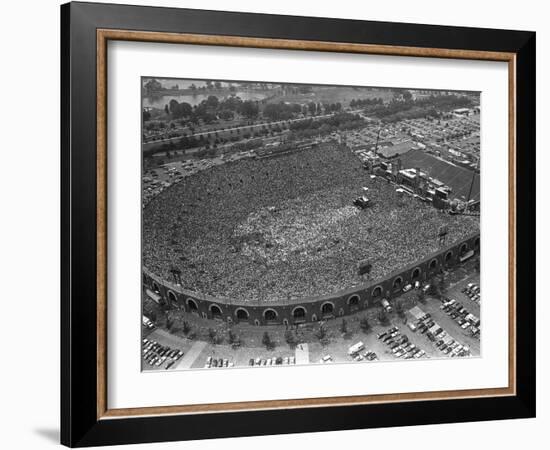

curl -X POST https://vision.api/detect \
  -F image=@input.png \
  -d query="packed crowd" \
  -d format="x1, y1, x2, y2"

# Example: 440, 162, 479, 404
143, 143, 479, 304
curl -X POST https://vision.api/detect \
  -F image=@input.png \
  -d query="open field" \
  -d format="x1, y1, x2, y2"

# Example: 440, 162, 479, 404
266, 86, 395, 106
399, 149, 480, 201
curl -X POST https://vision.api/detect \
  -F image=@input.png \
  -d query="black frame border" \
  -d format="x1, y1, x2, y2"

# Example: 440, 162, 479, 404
61, 2, 536, 447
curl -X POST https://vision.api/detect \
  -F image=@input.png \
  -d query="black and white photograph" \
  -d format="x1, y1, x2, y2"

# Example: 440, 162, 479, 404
141, 78, 481, 371
0, 0, 541, 447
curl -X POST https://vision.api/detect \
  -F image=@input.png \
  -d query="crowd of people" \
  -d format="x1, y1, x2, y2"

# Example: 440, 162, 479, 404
142, 143, 479, 304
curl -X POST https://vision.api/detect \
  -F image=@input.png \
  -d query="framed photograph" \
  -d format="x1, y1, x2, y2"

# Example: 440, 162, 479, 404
61, 1, 536, 447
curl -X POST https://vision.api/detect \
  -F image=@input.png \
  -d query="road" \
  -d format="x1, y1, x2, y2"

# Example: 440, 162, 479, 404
295, 343, 310, 365
174, 341, 208, 370
143, 110, 363, 153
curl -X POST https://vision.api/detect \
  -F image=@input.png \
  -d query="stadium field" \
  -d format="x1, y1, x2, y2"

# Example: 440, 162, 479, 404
398, 149, 480, 201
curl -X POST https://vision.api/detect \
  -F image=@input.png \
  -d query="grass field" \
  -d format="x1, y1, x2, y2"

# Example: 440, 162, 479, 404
399, 149, 480, 201
267, 86, 395, 106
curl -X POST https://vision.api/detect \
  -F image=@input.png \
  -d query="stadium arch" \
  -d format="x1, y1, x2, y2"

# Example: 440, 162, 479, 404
372, 285, 383, 298
347, 294, 360, 312
263, 308, 278, 323
209, 304, 223, 319
187, 298, 199, 313
167, 290, 177, 305
235, 307, 249, 322
292, 306, 307, 323
393, 276, 403, 292
321, 301, 335, 318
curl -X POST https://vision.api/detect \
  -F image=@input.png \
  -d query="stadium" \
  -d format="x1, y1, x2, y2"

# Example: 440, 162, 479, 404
142, 143, 479, 325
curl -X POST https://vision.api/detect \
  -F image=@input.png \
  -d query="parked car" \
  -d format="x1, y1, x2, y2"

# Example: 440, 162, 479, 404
348, 342, 365, 355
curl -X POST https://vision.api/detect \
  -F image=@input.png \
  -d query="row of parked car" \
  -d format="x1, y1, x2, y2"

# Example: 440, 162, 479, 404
142, 338, 184, 369
462, 282, 481, 304
345, 342, 379, 362
380, 283, 432, 313
376, 327, 427, 359
440, 298, 480, 337
142, 315, 155, 330
204, 355, 298, 368
415, 312, 471, 357
248, 356, 296, 367
204, 356, 235, 368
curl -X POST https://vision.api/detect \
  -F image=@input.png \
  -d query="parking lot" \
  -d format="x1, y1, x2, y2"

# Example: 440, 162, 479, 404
142, 261, 481, 371
408, 286, 480, 357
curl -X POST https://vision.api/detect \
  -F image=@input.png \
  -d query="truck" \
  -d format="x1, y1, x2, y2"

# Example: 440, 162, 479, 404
348, 342, 365, 356
381, 298, 393, 313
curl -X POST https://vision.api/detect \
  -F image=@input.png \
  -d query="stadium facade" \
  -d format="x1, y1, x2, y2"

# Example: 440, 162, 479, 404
143, 232, 479, 326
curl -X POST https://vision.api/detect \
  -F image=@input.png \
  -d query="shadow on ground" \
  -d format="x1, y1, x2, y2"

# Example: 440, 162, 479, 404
34, 428, 59, 444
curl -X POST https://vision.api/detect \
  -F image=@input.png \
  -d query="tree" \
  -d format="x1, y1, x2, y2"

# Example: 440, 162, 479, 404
284, 330, 298, 349
228, 329, 241, 348
205, 95, 219, 109
166, 316, 173, 331
239, 100, 259, 119
402, 90, 413, 101
208, 328, 218, 344
182, 320, 191, 335
262, 331, 275, 350
416, 289, 427, 304
340, 319, 348, 334
377, 309, 390, 326
169, 100, 192, 119
427, 278, 441, 298
360, 317, 371, 333
439, 272, 448, 295
219, 109, 234, 120
315, 324, 330, 346
144, 78, 162, 94
395, 301, 405, 319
